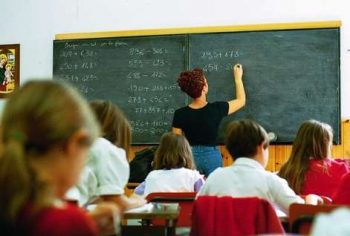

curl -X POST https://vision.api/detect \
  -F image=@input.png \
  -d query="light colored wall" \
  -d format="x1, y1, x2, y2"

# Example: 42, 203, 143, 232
0, 0, 349, 117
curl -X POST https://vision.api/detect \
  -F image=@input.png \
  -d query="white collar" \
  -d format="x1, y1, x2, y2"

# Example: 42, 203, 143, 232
232, 157, 265, 170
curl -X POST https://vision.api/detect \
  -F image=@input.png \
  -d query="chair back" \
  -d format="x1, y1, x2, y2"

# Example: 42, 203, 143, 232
289, 203, 347, 234
190, 196, 284, 236
146, 192, 196, 227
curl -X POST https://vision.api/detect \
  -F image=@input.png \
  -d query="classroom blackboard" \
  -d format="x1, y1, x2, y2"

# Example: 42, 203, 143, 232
53, 35, 188, 144
53, 26, 340, 144
189, 29, 340, 144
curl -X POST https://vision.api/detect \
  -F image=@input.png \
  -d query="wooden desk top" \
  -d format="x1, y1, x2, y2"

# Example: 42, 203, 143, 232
123, 203, 180, 220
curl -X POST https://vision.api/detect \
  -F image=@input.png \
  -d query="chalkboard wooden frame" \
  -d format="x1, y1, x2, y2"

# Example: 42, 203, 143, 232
54, 21, 341, 145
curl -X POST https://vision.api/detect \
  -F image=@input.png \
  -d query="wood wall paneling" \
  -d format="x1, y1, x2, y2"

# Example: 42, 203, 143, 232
129, 120, 350, 172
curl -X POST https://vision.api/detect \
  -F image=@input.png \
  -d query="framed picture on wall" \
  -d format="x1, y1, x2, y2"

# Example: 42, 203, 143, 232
0, 44, 20, 98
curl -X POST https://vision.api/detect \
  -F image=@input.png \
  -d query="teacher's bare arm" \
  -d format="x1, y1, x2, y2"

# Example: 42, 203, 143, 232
228, 63, 246, 115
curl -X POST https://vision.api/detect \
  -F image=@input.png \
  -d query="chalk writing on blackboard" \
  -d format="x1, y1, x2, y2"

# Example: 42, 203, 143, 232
54, 35, 187, 144
54, 28, 340, 144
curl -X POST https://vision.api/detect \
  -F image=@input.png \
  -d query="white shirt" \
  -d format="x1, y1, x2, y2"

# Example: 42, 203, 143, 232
66, 137, 130, 206
198, 158, 304, 214
141, 168, 205, 197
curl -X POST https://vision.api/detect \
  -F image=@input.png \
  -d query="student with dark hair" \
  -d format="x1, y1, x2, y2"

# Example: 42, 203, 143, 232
134, 132, 204, 196
67, 100, 146, 210
172, 64, 246, 177
278, 120, 350, 198
0, 80, 119, 235
198, 119, 320, 215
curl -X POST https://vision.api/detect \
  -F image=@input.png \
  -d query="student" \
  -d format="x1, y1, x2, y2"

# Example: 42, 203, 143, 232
0, 80, 118, 235
172, 64, 246, 177
134, 132, 205, 196
278, 120, 350, 198
198, 119, 319, 215
90, 100, 131, 157
68, 100, 146, 210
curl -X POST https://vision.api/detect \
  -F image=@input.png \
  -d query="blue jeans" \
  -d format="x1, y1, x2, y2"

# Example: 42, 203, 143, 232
192, 145, 222, 177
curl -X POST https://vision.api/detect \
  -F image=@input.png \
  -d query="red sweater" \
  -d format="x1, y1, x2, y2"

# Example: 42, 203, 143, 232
301, 158, 350, 198
333, 172, 350, 204
190, 196, 284, 236
16, 202, 98, 236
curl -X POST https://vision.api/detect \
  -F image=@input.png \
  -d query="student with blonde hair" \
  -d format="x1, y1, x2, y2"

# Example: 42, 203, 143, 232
0, 80, 118, 235
135, 132, 205, 196
278, 120, 350, 198
68, 100, 146, 210
90, 100, 131, 157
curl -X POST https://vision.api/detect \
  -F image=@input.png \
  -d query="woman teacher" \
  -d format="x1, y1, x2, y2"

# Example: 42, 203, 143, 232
172, 64, 246, 177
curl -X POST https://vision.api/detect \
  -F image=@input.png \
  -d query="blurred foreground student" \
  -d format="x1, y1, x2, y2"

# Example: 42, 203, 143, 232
67, 100, 146, 210
134, 132, 205, 196
198, 119, 320, 215
278, 120, 350, 198
0, 81, 118, 235
172, 64, 245, 177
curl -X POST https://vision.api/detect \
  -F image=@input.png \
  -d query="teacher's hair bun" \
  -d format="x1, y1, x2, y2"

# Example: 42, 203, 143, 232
177, 68, 205, 99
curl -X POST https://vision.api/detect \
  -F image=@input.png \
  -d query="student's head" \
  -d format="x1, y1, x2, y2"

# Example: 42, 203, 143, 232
225, 119, 269, 165
89, 100, 131, 156
153, 132, 195, 170
0, 80, 99, 222
291, 119, 333, 160
177, 68, 207, 99
278, 119, 333, 193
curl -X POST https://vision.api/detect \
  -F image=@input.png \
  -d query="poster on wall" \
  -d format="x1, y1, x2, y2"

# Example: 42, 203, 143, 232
0, 44, 20, 98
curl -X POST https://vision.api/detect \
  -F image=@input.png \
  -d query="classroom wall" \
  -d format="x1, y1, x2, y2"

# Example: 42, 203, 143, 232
1, 0, 349, 118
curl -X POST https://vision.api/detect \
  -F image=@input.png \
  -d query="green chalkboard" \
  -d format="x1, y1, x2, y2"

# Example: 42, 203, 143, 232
53, 27, 340, 144
53, 35, 188, 144
189, 28, 340, 143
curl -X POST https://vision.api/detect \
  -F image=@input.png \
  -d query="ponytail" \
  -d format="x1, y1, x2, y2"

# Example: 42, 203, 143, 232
0, 80, 99, 226
0, 139, 31, 223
